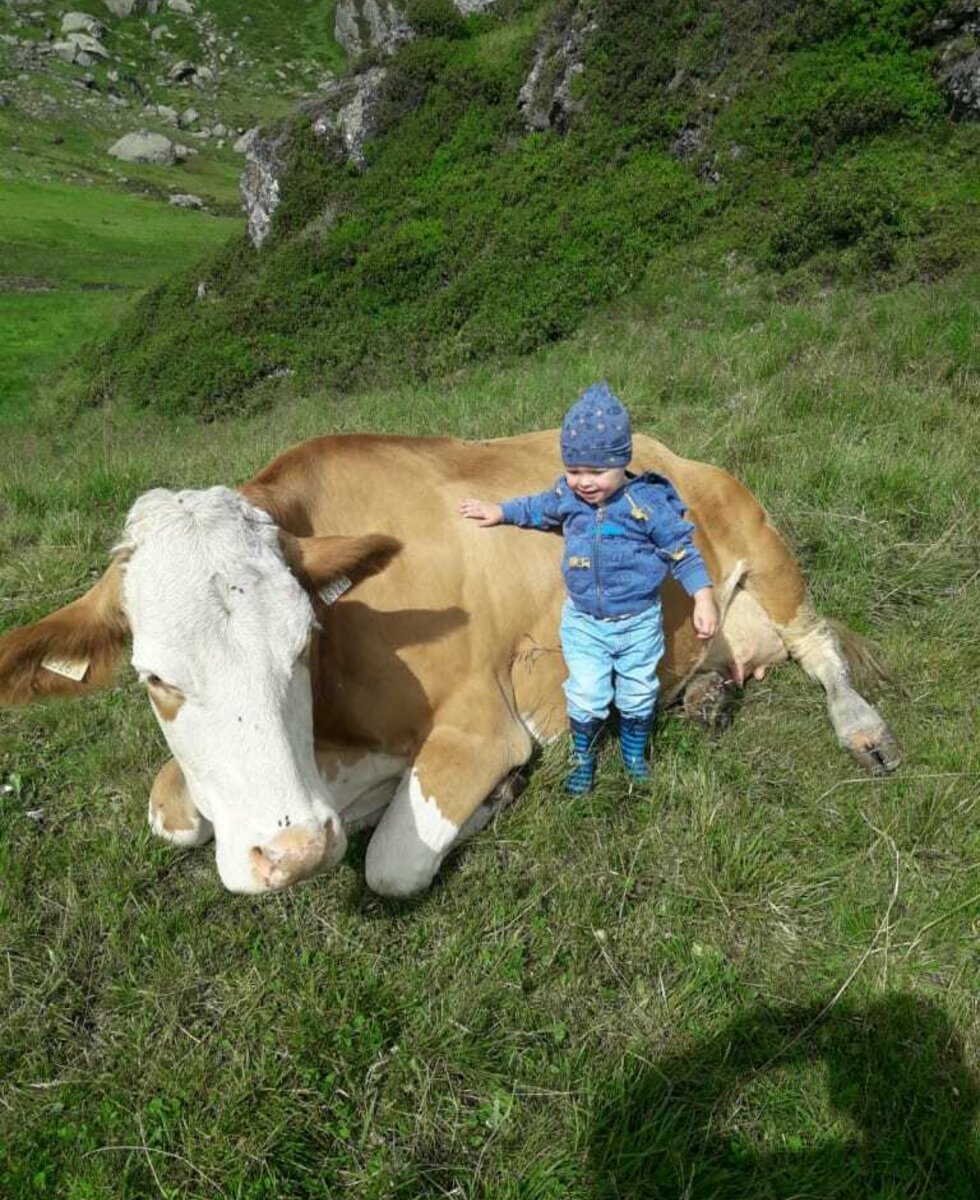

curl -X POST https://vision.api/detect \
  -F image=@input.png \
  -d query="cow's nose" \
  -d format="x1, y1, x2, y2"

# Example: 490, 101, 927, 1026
249, 824, 334, 890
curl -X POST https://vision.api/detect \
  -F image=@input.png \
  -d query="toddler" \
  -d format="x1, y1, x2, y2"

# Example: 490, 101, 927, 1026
460, 382, 718, 792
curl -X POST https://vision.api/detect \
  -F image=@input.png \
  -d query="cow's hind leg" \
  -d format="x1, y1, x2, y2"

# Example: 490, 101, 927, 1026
364, 695, 532, 897
148, 758, 214, 847
779, 605, 902, 774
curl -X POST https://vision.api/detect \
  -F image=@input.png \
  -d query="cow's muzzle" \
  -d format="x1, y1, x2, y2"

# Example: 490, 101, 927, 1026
249, 822, 341, 891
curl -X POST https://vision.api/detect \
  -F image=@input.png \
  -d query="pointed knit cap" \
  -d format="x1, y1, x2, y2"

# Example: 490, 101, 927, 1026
560, 381, 632, 467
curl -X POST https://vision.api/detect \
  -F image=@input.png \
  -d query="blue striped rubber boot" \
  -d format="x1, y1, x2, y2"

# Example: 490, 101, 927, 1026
565, 718, 604, 795
619, 715, 653, 781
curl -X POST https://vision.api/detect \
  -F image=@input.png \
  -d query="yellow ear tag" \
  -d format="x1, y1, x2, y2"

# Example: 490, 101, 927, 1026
41, 656, 90, 682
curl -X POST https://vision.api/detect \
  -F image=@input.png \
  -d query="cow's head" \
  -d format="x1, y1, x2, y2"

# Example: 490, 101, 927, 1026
0, 486, 401, 894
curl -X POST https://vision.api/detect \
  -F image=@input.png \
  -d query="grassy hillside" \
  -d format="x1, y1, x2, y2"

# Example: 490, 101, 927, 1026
0, 0, 343, 424
91, 0, 979, 417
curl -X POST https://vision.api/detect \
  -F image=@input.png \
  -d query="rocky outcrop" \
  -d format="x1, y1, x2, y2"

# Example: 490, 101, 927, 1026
334, 0, 497, 57
920, 3, 980, 118
241, 68, 387, 248
303, 66, 387, 168
518, 1, 597, 134
334, 0, 413, 58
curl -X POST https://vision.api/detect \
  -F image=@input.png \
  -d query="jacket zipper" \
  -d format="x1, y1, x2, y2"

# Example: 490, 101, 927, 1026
594, 505, 604, 617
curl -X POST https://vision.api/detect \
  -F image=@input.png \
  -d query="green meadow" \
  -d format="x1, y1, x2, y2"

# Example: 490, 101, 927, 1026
1, 0, 979, 1195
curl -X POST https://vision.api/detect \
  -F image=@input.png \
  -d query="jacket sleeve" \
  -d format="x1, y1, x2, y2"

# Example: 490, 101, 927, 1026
643, 476, 712, 596
499, 480, 565, 530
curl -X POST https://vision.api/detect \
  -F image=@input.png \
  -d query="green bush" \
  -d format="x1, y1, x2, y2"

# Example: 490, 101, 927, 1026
764, 167, 924, 273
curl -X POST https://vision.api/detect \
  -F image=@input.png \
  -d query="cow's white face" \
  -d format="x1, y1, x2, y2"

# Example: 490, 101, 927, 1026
119, 487, 346, 893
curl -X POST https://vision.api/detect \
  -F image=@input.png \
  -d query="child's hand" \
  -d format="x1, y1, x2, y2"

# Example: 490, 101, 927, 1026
459, 499, 504, 527
692, 587, 719, 640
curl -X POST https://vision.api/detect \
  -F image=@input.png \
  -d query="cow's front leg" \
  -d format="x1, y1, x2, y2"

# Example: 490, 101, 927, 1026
364, 707, 531, 897
148, 758, 214, 847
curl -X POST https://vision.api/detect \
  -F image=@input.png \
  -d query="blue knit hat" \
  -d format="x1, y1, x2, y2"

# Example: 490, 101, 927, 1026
560, 382, 632, 467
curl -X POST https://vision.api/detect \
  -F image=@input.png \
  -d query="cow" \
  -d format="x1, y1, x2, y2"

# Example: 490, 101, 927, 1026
0, 431, 901, 895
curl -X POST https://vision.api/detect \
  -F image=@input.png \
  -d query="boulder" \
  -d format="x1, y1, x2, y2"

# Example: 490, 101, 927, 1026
65, 32, 110, 59
518, 1, 597, 134
168, 59, 197, 81
52, 41, 83, 63
155, 103, 179, 123
167, 0, 194, 13
61, 12, 105, 38
107, 130, 179, 164
233, 126, 258, 153
179, 105, 199, 125
169, 192, 204, 208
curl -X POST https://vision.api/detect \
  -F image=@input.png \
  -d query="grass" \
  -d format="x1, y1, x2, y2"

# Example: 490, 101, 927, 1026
1, 247, 978, 1195
0, 179, 239, 425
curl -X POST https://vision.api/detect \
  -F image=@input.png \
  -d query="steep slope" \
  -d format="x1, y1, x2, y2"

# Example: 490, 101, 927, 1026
90, 0, 979, 416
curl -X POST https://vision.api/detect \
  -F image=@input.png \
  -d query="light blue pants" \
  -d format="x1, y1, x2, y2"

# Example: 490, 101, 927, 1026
560, 599, 664, 724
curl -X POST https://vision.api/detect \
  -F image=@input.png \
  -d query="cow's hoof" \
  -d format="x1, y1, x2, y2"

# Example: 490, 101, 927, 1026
148, 759, 214, 847
846, 726, 903, 775
682, 671, 735, 730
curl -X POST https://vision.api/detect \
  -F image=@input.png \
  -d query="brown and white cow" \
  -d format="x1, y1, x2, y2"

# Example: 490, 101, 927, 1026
0, 431, 900, 895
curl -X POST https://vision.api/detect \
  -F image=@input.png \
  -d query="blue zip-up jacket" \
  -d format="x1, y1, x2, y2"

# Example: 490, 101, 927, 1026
500, 472, 711, 619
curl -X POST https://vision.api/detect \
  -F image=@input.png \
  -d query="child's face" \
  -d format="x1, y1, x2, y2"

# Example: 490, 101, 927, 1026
564, 466, 627, 505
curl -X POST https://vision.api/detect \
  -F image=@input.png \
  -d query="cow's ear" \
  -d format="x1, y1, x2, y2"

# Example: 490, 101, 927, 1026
0, 558, 130, 707
280, 533, 402, 606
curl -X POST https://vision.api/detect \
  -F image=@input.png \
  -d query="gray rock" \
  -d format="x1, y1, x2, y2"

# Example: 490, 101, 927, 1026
939, 46, 980, 116
156, 103, 179, 124
919, 4, 980, 118
168, 59, 197, 81
192, 65, 215, 85
670, 123, 706, 162
305, 66, 387, 168
334, 0, 413, 58
170, 192, 204, 208
167, 0, 194, 13
107, 129, 178, 163
61, 12, 105, 38
518, 1, 597, 134
453, 0, 496, 10
211, 122, 227, 137
240, 67, 388, 248
65, 32, 110, 59
103, 0, 155, 15
52, 41, 82, 63
233, 126, 258, 153
179, 105, 199, 126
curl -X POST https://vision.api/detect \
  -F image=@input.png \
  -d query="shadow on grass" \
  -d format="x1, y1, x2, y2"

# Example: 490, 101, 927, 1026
591, 994, 980, 1199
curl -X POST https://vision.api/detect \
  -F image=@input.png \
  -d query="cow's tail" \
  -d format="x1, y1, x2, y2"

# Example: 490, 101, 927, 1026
826, 617, 905, 699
